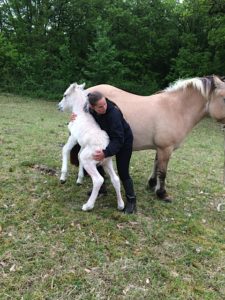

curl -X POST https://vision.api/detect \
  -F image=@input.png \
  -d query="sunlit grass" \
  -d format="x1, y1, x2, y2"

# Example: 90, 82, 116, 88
0, 93, 225, 299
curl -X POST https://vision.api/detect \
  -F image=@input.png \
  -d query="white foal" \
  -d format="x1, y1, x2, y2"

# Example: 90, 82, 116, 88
58, 83, 124, 212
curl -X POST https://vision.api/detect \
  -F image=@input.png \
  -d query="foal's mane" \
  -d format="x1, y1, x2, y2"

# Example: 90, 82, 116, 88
164, 76, 215, 98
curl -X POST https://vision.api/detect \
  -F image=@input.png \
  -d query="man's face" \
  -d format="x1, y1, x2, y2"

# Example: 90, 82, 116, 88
92, 97, 107, 114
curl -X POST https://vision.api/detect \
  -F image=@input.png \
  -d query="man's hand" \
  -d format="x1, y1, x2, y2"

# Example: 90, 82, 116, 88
93, 150, 105, 161
70, 113, 77, 122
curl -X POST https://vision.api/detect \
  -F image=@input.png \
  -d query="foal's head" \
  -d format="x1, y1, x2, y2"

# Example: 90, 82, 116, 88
58, 83, 86, 112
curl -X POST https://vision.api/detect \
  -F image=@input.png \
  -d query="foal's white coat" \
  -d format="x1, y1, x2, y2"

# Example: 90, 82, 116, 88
58, 83, 124, 211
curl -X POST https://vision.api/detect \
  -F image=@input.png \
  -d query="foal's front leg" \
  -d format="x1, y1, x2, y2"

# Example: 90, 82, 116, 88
60, 135, 77, 183
76, 146, 84, 185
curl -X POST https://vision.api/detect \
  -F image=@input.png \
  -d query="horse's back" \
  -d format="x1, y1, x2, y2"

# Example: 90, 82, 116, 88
87, 85, 165, 150
87, 84, 192, 151
87, 84, 147, 102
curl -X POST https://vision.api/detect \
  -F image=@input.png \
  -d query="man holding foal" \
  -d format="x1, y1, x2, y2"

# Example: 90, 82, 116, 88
71, 91, 136, 214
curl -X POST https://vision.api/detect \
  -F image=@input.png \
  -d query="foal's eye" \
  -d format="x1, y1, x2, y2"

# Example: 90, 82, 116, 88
223, 98, 225, 103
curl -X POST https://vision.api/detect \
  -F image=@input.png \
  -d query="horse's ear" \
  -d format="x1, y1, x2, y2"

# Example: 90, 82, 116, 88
213, 76, 224, 89
81, 83, 86, 89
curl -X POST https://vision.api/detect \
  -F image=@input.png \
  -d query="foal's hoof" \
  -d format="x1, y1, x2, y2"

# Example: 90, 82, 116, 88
82, 203, 94, 211
60, 180, 66, 184
76, 179, 83, 185
117, 201, 125, 211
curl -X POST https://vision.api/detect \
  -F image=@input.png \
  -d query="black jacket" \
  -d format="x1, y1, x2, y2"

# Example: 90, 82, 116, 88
89, 99, 133, 157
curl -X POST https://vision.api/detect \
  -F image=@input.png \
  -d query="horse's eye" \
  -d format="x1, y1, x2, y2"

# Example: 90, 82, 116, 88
223, 98, 225, 103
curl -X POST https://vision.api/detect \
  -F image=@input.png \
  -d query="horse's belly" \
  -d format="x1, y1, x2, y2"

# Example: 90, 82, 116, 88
132, 135, 156, 151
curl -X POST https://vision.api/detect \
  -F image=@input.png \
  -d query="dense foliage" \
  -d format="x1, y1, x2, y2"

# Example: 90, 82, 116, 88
0, 0, 225, 98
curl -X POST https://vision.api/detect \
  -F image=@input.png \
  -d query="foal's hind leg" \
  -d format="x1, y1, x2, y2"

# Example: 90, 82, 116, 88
155, 147, 172, 202
81, 160, 104, 211
103, 160, 124, 210
148, 153, 158, 191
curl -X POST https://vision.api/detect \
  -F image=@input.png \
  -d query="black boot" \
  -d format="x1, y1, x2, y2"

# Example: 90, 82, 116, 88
124, 195, 136, 214
122, 178, 137, 214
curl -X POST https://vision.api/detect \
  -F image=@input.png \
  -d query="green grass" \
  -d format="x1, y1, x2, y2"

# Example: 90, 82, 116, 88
0, 93, 225, 299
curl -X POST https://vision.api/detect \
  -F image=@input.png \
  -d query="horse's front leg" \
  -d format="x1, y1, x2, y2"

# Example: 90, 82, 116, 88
155, 147, 173, 202
60, 135, 77, 183
148, 153, 158, 191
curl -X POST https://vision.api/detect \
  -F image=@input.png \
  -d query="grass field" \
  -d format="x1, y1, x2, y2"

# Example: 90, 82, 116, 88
0, 93, 225, 299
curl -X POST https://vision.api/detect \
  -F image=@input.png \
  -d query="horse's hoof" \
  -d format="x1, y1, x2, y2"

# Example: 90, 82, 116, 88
82, 203, 94, 211
157, 195, 172, 203
156, 189, 172, 203
76, 182, 82, 186
162, 197, 172, 203
60, 180, 66, 184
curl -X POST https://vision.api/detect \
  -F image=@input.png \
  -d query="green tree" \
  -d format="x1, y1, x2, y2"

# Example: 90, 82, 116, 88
0, 32, 18, 90
167, 0, 214, 81
83, 18, 125, 86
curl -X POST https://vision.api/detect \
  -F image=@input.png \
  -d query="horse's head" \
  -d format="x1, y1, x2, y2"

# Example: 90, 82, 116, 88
58, 82, 86, 112
208, 76, 225, 123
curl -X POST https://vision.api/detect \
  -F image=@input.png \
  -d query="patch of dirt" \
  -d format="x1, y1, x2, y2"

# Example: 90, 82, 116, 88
31, 164, 57, 176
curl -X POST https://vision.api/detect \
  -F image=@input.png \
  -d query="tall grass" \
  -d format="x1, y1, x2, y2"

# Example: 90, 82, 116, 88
0, 93, 224, 299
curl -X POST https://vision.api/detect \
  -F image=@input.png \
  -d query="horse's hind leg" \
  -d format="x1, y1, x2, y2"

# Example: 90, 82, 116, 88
103, 160, 124, 210
155, 147, 172, 202
148, 153, 158, 191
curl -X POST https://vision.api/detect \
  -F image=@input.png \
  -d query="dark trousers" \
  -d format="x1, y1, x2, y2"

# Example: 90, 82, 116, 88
99, 137, 135, 197
115, 142, 132, 182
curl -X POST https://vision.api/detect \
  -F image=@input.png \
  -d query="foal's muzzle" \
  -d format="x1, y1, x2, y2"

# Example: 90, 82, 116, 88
57, 103, 64, 111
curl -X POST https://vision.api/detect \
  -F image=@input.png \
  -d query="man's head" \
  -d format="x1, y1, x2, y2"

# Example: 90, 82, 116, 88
88, 91, 107, 114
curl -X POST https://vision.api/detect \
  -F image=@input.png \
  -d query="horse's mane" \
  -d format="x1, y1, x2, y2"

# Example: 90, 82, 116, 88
164, 76, 216, 98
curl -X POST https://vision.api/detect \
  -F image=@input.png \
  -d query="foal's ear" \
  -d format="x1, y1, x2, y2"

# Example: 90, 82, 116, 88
80, 83, 86, 89
70, 82, 77, 87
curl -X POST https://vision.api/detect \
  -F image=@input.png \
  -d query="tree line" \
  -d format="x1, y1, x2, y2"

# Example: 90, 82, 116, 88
0, 0, 225, 99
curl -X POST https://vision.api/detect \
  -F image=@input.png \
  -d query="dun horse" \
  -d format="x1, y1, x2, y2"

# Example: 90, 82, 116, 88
70, 75, 225, 201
